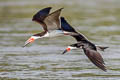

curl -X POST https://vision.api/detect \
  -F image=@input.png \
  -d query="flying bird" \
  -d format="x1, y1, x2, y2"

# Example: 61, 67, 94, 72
61, 17, 107, 71
23, 7, 76, 47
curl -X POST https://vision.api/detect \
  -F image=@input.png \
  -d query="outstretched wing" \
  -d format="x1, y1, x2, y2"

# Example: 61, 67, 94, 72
32, 7, 52, 31
60, 17, 77, 32
32, 7, 52, 22
44, 8, 63, 30
60, 17, 89, 40
83, 48, 106, 71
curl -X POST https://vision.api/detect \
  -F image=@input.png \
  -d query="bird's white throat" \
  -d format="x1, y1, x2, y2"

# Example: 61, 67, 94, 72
68, 46, 78, 50
43, 32, 50, 37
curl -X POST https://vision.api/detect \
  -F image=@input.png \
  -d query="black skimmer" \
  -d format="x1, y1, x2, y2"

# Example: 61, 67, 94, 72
61, 17, 107, 71
23, 7, 76, 47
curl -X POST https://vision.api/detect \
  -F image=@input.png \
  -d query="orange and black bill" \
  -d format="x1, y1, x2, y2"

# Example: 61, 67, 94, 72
22, 37, 35, 47
62, 48, 71, 54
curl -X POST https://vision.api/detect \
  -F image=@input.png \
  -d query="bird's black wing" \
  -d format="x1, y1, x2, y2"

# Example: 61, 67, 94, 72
32, 7, 52, 22
32, 7, 52, 31
60, 17, 77, 32
60, 17, 88, 41
83, 48, 106, 71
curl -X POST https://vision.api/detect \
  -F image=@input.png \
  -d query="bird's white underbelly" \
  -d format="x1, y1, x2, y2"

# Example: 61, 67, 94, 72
48, 30, 64, 37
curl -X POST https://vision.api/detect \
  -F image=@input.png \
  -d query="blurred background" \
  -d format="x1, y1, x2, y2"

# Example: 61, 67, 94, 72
0, 0, 120, 80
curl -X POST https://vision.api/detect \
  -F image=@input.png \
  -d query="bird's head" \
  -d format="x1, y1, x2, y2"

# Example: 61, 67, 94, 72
23, 35, 41, 47
23, 31, 49, 47
62, 44, 78, 54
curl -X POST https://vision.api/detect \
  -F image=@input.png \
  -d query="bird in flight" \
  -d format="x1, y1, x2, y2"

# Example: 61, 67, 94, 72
61, 17, 108, 71
23, 7, 76, 47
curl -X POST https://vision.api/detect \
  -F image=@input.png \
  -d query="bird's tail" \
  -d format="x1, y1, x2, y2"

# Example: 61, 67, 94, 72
96, 46, 109, 51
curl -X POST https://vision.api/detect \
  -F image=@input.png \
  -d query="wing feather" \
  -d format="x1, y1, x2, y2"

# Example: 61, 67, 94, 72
32, 7, 52, 22
44, 8, 63, 30
83, 48, 106, 71
32, 7, 52, 31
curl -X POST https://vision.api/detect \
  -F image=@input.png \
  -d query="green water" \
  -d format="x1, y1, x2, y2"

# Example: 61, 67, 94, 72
0, 0, 120, 80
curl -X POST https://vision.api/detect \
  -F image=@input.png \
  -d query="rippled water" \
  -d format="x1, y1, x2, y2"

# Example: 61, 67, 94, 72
0, 0, 120, 80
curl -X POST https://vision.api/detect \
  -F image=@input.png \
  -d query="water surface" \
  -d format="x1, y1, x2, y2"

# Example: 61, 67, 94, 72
0, 0, 120, 80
